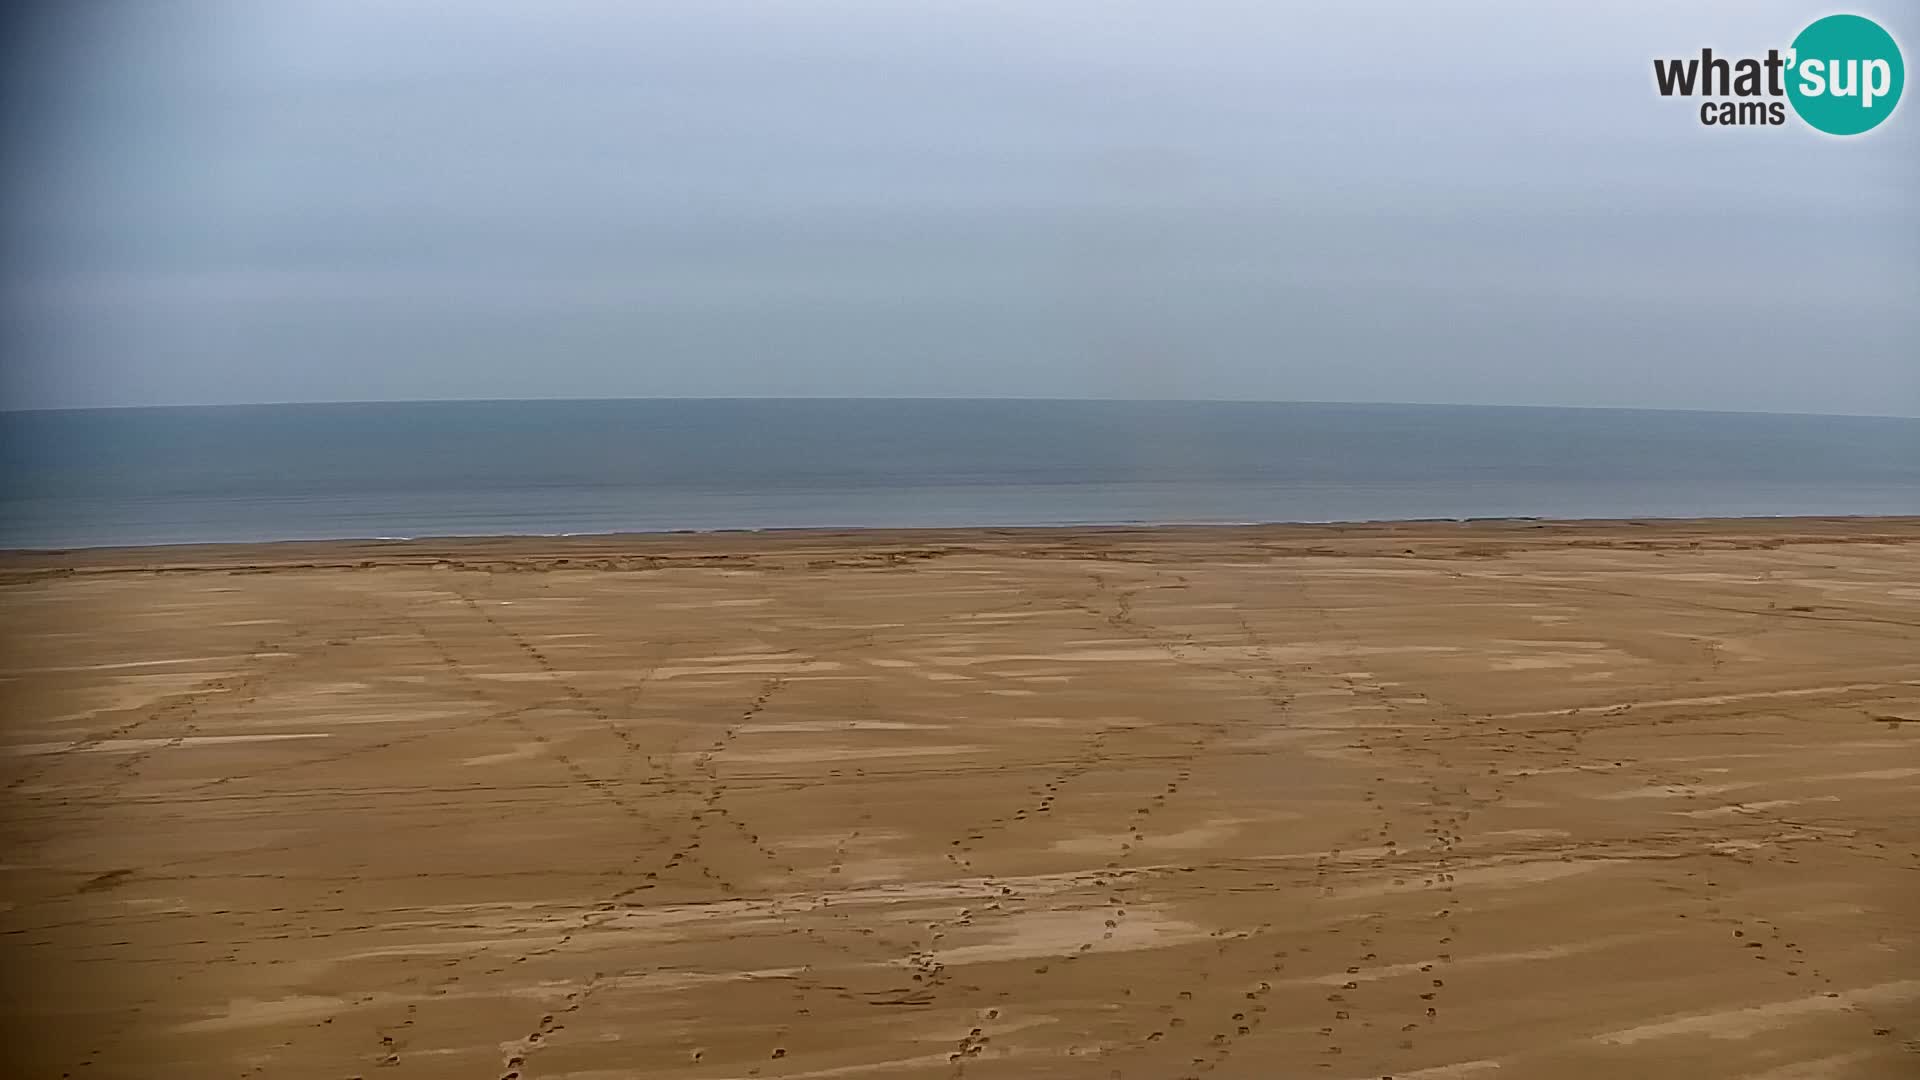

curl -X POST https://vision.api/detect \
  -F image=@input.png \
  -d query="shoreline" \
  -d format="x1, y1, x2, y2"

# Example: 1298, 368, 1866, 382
7, 513, 1920, 573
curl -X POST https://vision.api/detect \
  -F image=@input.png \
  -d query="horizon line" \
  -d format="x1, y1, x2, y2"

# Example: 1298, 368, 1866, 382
5, 395, 1919, 422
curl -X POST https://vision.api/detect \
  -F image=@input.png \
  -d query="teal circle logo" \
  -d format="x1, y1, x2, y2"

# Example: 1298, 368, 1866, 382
1786, 14, 1904, 135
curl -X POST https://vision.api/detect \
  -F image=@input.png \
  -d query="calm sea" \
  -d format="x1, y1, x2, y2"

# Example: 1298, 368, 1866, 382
2, 399, 1915, 549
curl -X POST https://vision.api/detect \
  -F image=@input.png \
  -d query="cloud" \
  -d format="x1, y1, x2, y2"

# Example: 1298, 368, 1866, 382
4, 0, 1916, 413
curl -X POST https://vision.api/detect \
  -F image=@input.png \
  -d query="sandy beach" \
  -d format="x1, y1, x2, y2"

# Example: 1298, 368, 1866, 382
2, 517, 1917, 1079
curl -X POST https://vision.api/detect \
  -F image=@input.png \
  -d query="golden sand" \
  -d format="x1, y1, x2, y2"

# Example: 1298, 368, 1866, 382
3, 518, 1917, 1078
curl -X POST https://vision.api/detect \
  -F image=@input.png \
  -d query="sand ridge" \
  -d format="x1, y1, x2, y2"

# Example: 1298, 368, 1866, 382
1, 518, 1916, 1078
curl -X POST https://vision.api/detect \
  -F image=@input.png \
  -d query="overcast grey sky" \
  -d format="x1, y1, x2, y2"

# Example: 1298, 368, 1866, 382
3, 1, 1915, 414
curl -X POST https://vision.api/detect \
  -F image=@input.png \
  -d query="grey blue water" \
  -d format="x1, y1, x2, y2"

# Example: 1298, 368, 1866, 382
3, 399, 1915, 549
